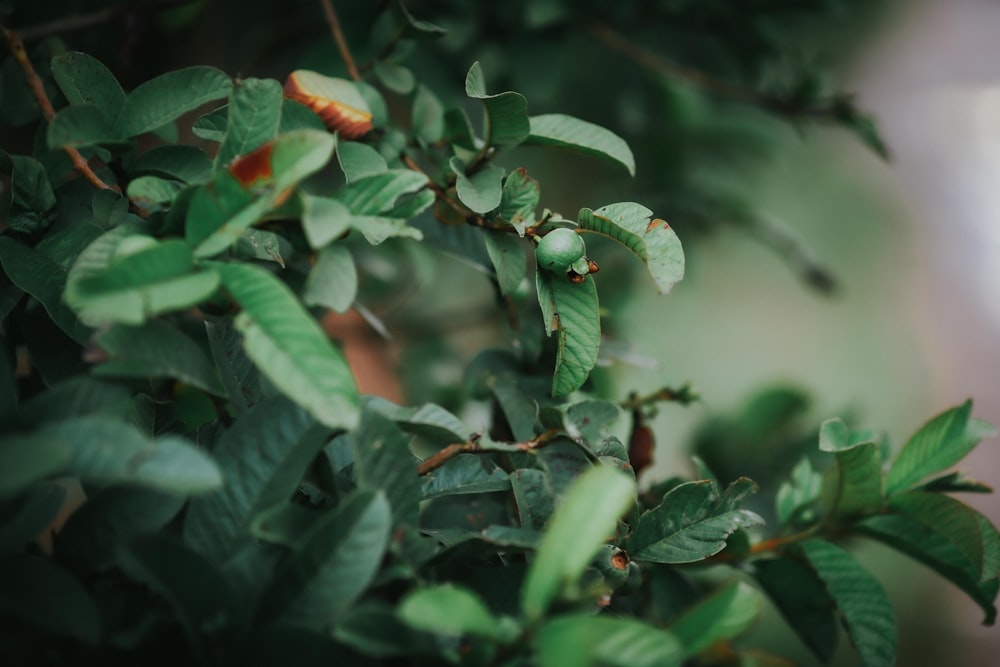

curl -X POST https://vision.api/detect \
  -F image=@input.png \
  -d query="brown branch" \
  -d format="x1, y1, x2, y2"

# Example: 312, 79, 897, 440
418, 429, 562, 476
1, 25, 116, 192
320, 0, 361, 81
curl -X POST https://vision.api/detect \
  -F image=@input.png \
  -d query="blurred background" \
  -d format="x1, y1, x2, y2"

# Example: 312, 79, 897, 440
3, 0, 998, 663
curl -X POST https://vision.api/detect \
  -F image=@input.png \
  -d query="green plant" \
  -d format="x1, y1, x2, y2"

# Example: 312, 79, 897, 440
0, 1, 996, 666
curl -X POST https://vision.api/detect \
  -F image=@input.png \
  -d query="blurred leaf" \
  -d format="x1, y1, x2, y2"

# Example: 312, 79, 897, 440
577, 202, 684, 294
183, 395, 319, 560
304, 243, 357, 313
412, 84, 445, 144
279, 98, 326, 133
799, 539, 896, 667
301, 193, 352, 249
365, 396, 470, 443
920, 471, 993, 494
511, 468, 554, 530
215, 77, 283, 169
0, 555, 100, 642
525, 113, 635, 175
117, 66, 232, 137
841, 110, 890, 161
886, 401, 995, 494
51, 51, 125, 121
465, 62, 530, 148
126, 175, 185, 209
132, 145, 213, 184
0, 481, 65, 552
888, 491, 987, 580
336, 140, 388, 183
350, 410, 421, 527
206, 318, 262, 416
451, 157, 503, 214
216, 262, 359, 430
536, 271, 601, 397
4, 153, 56, 234
393, 0, 447, 39
521, 464, 635, 620
628, 480, 763, 564
398, 584, 501, 638
484, 230, 527, 296
47, 104, 116, 149
536, 614, 682, 667
669, 580, 761, 656
374, 60, 415, 94
565, 399, 621, 444
233, 228, 290, 267
752, 557, 838, 663
264, 490, 391, 629
776, 457, 822, 525
819, 418, 883, 518
14, 376, 130, 427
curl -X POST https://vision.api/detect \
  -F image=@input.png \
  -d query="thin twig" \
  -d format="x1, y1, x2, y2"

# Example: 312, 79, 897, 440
620, 384, 699, 411
17, 0, 189, 42
418, 429, 561, 476
1, 25, 116, 192
320, 0, 362, 81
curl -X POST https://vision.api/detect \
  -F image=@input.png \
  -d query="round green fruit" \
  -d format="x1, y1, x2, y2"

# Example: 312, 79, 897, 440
535, 228, 586, 272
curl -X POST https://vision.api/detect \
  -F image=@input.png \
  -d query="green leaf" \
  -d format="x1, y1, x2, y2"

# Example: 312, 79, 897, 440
336, 139, 388, 183
14, 377, 130, 427
374, 60, 415, 94
126, 175, 185, 209
398, 584, 500, 638
577, 202, 684, 294
752, 557, 839, 662
920, 471, 993, 494
190, 130, 336, 257
627, 480, 764, 564
4, 154, 56, 234
498, 167, 539, 230
393, 0, 447, 39
350, 410, 421, 527
117, 535, 238, 657
669, 580, 761, 656
47, 104, 116, 149
511, 468, 554, 530
484, 230, 527, 296
215, 77, 284, 168
364, 396, 471, 443
412, 83, 445, 144
819, 418, 884, 517
232, 228, 290, 267
0, 481, 65, 553
263, 490, 391, 629
132, 145, 213, 184
183, 395, 320, 560
0, 555, 100, 642
304, 243, 357, 313
536, 271, 601, 397
205, 319, 261, 416
117, 66, 232, 137
776, 457, 823, 525
216, 262, 359, 429
886, 401, 995, 494
51, 51, 126, 122
66, 235, 220, 325
301, 193, 352, 249
464, 62, 530, 148
858, 513, 999, 625
525, 113, 635, 175
421, 454, 510, 499
536, 614, 682, 667
521, 464, 636, 620
451, 157, 504, 214
192, 104, 228, 141
93, 319, 225, 396
279, 98, 326, 133
0, 236, 90, 343
799, 539, 896, 667
888, 491, 987, 580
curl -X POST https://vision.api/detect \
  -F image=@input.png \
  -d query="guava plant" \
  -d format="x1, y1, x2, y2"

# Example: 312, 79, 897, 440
0, 2, 996, 666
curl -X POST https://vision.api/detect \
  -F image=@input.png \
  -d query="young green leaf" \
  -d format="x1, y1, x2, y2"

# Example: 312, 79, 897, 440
536, 614, 683, 667
525, 113, 635, 175
215, 77, 283, 169
303, 243, 357, 313
536, 271, 601, 398
521, 464, 636, 620
215, 262, 360, 430
464, 61, 530, 148
668, 580, 761, 656
398, 584, 501, 638
819, 418, 884, 518
116, 66, 232, 137
799, 539, 896, 667
577, 202, 684, 294
450, 156, 504, 214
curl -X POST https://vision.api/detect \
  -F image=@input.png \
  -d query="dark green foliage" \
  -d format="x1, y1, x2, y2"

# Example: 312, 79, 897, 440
0, 1, 994, 666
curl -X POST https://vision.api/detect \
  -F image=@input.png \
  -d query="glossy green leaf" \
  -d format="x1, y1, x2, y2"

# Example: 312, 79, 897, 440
536, 614, 682, 667
133, 145, 213, 184
484, 230, 527, 296
398, 584, 500, 638
525, 113, 635, 175
336, 139, 388, 183
799, 539, 896, 667
304, 243, 357, 313
215, 77, 283, 168
0, 555, 100, 642
264, 490, 391, 629
216, 262, 359, 429
888, 491, 987, 579
536, 271, 601, 397
522, 464, 635, 620
117, 66, 232, 137
628, 480, 764, 564
183, 395, 320, 559
886, 401, 995, 494
669, 580, 761, 656
421, 454, 510, 499
47, 104, 116, 148
451, 157, 504, 214
753, 557, 839, 662
819, 418, 884, 517
66, 235, 219, 325
465, 62, 530, 148
205, 319, 261, 416
577, 202, 684, 294
190, 130, 335, 257
412, 83, 445, 144
51, 51, 126, 122
0, 236, 90, 343
350, 410, 421, 527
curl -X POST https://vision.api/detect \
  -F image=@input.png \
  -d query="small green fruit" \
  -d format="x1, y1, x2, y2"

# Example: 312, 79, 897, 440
535, 228, 586, 272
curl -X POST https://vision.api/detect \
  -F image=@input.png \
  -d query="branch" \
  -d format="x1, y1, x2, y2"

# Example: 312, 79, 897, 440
418, 429, 561, 476
320, 0, 362, 82
621, 384, 699, 411
0, 25, 117, 193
